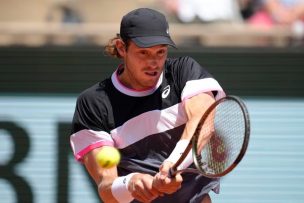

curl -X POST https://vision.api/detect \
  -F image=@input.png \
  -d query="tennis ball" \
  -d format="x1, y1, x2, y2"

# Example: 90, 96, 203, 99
96, 146, 121, 168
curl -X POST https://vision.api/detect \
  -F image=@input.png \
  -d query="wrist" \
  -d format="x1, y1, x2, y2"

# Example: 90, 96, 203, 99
111, 173, 138, 203
166, 139, 190, 164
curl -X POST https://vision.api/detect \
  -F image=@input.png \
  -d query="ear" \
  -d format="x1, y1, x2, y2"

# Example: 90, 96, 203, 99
115, 39, 126, 57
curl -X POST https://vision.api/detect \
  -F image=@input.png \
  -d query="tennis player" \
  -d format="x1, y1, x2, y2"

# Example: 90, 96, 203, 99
70, 8, 225, 203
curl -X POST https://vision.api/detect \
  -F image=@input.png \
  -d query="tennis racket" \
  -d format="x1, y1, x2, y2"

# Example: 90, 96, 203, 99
169, 95, 250, 178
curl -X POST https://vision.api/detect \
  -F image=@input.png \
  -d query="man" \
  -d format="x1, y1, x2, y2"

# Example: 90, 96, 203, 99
70, 8, 225, 203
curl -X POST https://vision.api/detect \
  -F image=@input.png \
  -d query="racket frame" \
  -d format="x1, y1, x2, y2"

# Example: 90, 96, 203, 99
169, 95, 250, 178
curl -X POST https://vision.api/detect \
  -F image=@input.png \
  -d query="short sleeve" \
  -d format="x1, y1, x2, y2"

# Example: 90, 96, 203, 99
170, 56, 225, 101
70, 89, 114, 162
71, 92, 105, 134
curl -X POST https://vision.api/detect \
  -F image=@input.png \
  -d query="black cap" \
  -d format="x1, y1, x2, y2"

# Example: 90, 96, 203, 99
120, 8, 176, 48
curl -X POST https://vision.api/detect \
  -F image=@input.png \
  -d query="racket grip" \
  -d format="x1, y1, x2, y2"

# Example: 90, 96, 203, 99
168, 167, 176, 178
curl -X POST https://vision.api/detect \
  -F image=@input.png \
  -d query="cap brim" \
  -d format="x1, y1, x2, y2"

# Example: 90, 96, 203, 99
131, 36, 177, 48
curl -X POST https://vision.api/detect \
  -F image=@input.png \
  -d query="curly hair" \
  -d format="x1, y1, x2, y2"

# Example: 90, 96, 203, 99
104, 34, 130, 58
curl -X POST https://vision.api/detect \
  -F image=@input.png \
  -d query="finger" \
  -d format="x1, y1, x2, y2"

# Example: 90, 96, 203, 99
132, 192, 149, 203
153, 172, 166, 187
141, 188, 158, 201
160, 175, 183, 194
152, 174, 168, 195
152, 173, 164, 192
165, 174, 183, 187
160, 161, 173, 171
142, 179, 160, 200
150, 184, 160, 195
129, 180, 148, 202
133, 179, 159, 202
173, 172, 183, 183
150, 187, 162, 200
159, 161, 172, 179
137, 190, 158, 203
153, 172, 162, 183
132, 184, 151, 203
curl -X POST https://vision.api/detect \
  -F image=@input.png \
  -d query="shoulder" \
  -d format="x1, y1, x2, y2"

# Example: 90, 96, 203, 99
165, 56, 198, 67
76, 79, 111, 106
165, 56, 205, 73
165, 56, 210, 78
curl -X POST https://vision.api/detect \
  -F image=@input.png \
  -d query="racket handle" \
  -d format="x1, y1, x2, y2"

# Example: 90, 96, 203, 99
168, 167, 176, 178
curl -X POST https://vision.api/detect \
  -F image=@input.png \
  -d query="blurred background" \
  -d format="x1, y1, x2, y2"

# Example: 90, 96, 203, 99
0, 0, 304, 203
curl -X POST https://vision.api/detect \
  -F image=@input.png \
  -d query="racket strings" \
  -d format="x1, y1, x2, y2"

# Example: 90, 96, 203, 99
195, 100, 246, 175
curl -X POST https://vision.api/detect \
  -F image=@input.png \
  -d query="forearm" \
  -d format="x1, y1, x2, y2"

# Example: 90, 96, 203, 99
181, 92, 215, 140
166, 92, 215, 165
83, 148, 119, 202
97, 173, 118, 203
84, 148, 160, 202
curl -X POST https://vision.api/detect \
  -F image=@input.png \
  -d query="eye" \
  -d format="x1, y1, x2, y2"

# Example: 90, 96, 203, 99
139, 50, 148, 56
157, 49, 166, 56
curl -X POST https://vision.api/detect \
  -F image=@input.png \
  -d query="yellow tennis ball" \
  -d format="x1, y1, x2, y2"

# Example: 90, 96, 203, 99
96, 146, 121, 168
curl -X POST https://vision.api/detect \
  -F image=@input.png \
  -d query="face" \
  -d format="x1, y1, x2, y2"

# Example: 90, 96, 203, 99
116, 40, 168, 91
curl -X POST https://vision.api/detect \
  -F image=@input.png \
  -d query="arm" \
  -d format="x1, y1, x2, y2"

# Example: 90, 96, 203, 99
83, 147, 160, 203
153, 92, 215, 194
180, 91, 215, 140
83, 148, 118, 203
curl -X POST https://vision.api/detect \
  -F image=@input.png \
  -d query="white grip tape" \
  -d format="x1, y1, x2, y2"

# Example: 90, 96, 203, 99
111, 173, 137, 203
165, 139, 193, 169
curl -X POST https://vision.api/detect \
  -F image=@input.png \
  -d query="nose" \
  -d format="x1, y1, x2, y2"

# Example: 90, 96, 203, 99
147, 56, 158, 69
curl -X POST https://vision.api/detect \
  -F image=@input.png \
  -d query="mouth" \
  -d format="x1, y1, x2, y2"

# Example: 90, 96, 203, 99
145, 71, 158, 77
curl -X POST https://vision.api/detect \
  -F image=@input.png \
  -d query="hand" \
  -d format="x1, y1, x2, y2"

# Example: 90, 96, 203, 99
128, 173, 160, 202
153, 161, 183, 194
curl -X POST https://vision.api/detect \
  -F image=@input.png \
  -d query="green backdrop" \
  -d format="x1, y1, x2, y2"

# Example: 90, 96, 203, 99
1, 46, 303, 97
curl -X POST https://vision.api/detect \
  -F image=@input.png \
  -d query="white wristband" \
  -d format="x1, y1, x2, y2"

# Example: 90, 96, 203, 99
165, 139, 194, 170
111, 173, 137, 203
166, 139, 190, 164
178, 148, 193, 170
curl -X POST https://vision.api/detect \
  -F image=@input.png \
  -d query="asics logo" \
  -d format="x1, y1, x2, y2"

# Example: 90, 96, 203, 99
162, 85, 170, 98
